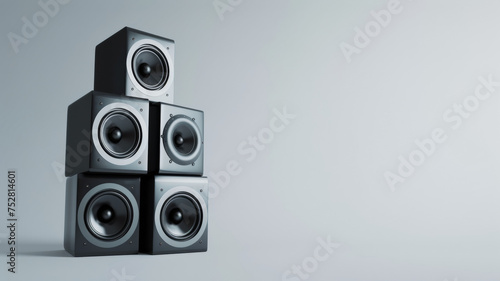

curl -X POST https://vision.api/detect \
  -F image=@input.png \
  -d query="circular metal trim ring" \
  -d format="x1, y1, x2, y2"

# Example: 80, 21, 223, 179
98, 109, 142, 159
163, 115, 202, 165
126, 39, 173, 97
92, 102, 147, 166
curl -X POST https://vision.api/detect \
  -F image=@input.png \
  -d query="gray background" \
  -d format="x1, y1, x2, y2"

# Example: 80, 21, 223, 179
1, 0, 500, 280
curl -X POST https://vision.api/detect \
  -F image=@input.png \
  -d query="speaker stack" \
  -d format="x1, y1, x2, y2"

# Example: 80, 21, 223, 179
64, 27, 208, 257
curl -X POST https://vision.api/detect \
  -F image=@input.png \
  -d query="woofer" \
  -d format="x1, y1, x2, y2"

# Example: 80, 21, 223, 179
163, 115, 202, 165
77, 182, 139, 249
64, 174, 141, 257
65, 91, 149, 176
132, 44, 169, 91
150, 103, 204, 175
99, 109, 142, 159
140, 176, 208, 254
85, 190, 132, 240
160, 193, 202, 241
94, 27, 175, 104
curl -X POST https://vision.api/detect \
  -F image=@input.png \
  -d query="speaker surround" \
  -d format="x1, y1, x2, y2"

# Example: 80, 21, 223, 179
132, 44, 169, 91
64, 174, 140, 257
149, 102, 204, 175
94, 27, 174, 103
98, 108, 142, 159
65, 91, 149, 177
140, 176, 208, 254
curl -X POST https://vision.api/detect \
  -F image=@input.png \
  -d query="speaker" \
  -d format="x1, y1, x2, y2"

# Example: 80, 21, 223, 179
65, 91, 149, 177
149, 103, 204, 175
64, 174, 140, 257
140, 176, 208, 255
94, 27, 174, 103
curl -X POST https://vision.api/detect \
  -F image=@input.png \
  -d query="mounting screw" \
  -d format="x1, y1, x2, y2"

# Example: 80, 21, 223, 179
140, 108, 143, 112
138, 161, 142, 164
170, 114, 173, 118
97, 158, 100, 162
192, 163, 195, 166
131, 88, 134, 91
99, 102, 103, 105
169, 160, 173, 163
200, 189, 203, 193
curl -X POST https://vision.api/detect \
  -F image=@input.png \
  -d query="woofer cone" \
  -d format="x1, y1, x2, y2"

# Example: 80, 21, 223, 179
132, 44, 169, 91
99, 109, 142, 159
163, 115, 202, 165
160, 193, 202, 241
85, 190, 132, 241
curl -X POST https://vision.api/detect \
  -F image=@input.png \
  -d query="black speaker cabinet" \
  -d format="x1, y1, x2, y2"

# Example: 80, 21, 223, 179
64, 174, 141, 257
149, 102, 204, 175
140, 176, 208, 255
94, 27, 175, 104
65, 91, 149, 177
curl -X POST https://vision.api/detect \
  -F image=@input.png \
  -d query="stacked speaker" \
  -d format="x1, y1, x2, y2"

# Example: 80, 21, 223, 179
63, 27, 208, 257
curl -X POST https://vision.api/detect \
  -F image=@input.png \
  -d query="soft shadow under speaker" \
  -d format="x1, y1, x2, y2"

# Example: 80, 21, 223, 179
65, 91, 149, 176
64, 174, 140, 257
94, 27, 174, 103
140, 176, 208, 254
149, 103, 204, 175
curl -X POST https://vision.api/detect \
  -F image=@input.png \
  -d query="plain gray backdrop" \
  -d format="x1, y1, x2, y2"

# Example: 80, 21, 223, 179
1, 0, 500, 280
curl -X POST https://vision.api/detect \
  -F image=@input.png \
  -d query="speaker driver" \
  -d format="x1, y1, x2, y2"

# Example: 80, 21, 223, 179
160, 193, 202, 241
132, 44, 169, 91
99, 109, 142, 159
85, 190, 133, 240
163, 115, 202, 165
